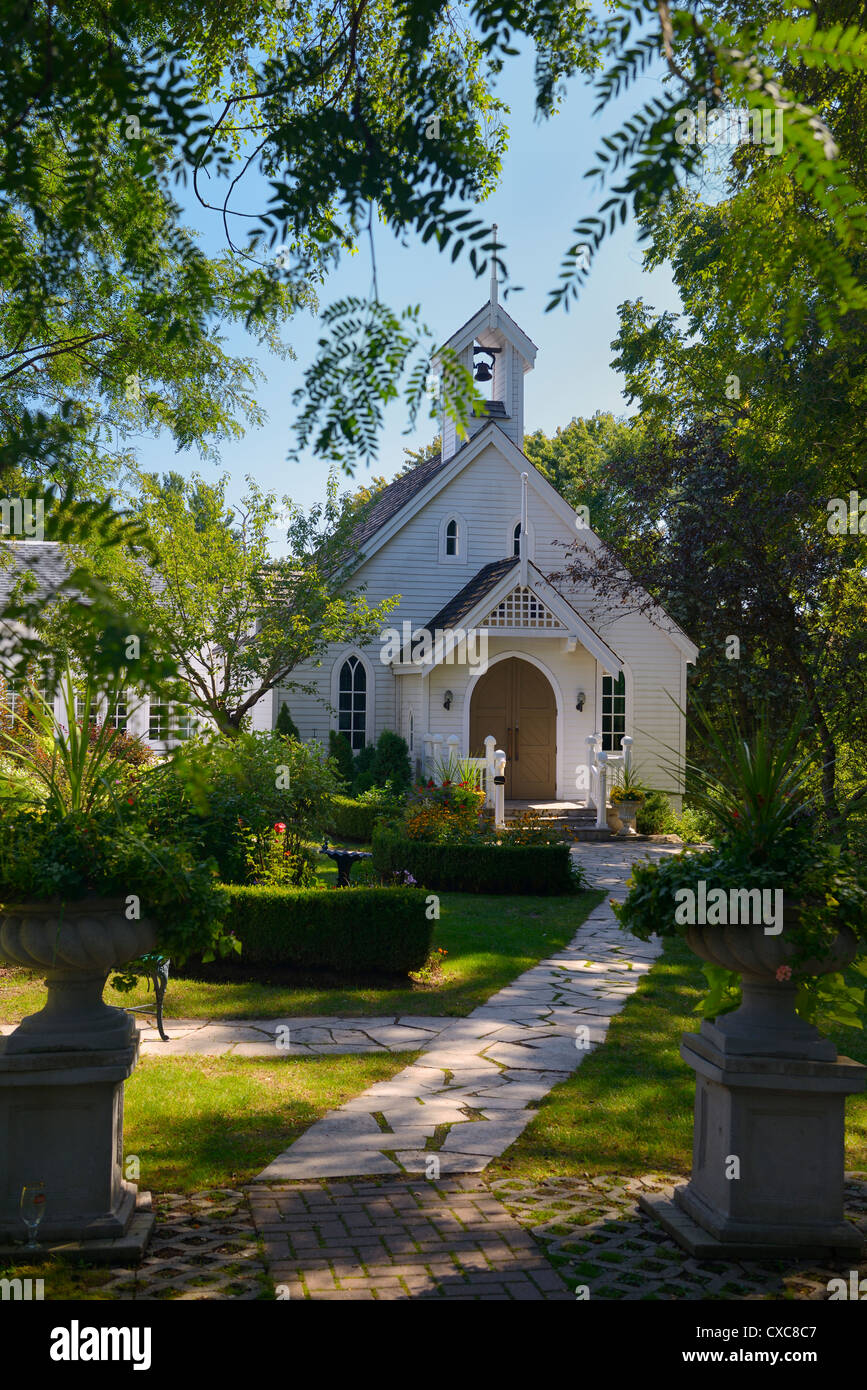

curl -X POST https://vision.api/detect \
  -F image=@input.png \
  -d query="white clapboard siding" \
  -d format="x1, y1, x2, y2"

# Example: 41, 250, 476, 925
279, 432, 693, 802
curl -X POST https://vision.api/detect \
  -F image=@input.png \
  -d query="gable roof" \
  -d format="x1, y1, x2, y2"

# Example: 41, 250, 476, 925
439, 299, 538, 365
398, 556, 623, 674
350, 450, 451, 551
351, 419, 699, 663
425, 557, 518, 633
0, 540, 76, 605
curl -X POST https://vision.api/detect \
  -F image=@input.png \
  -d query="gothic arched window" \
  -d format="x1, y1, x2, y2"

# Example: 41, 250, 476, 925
338, 655, 367, 751
445, 518, 458, 556
513, 522, 522, 556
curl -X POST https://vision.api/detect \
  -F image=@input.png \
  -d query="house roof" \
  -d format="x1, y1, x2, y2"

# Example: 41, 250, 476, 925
425, 557, 519, 633
0, 541, 75, 605
350, 450, 452, 552
418, 557, 622, 673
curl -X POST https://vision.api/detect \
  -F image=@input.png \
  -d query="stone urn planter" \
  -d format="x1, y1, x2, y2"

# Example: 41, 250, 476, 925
613, 798, 642, 836
685, 916, 857, 1063
0, 898, 157, 1053
0, 899, 158, 1255
642, 908, 866, 1259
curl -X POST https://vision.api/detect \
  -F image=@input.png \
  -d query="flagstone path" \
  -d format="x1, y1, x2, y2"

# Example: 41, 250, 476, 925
134, 1016, 455, 1057
254, 842, 678, 1180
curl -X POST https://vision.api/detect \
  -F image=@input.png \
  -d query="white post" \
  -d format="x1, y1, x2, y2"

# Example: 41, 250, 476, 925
493, 748, 506, 829
621, 734, 634, 778
484, 734, 496, 807
519, 472, 529, 588
446, 732, 460, 777
585, 733, 598, 809
595, 750, 608, 830
425, 732, 443, 779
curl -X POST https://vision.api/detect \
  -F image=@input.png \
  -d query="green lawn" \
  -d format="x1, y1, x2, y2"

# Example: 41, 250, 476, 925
490, 935, 867, 1181
1, 1051, 415, 1298
1, 887, 605, 1023
123, 1052, 420, 1191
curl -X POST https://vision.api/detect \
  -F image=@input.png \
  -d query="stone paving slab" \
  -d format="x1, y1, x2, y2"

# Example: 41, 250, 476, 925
254, 843, 680, 1181
133, 1015, 456, 1057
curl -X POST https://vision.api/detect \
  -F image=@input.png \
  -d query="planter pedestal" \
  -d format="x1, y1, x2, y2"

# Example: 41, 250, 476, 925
0, 1035, 154, 1260
0, 901, 157, 1261
641, 1023, 865, 1259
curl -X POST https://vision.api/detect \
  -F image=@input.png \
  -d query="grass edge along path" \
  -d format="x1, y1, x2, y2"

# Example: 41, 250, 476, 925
488, 934, 867, 1182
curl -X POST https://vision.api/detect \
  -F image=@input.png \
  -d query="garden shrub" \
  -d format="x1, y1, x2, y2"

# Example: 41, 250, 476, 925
328, 730, 356, 788
370, 730, 411, 790
676, 802, 716, 843
207, 883, 433, 973
403, 781, 486, 841
635, 790, 679, 835
372, 829, 579, 894
351, 741, 377, 792
275, 702, 300, 740
325, 788, 404, 843
133, 731, 340, 884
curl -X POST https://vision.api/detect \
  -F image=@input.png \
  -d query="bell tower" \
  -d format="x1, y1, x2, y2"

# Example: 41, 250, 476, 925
435, 228, 538, 463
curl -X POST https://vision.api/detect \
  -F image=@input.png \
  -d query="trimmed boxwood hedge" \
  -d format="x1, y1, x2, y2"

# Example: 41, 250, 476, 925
214, 884, 433, 974
372, 830, 577, 895
324, 795, 381, 843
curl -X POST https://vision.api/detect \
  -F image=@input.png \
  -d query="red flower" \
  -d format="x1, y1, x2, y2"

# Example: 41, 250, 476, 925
127, 796, 135, 805
427, 779, 435, 788
731, 810, 740, 819
274, 822, 286, 834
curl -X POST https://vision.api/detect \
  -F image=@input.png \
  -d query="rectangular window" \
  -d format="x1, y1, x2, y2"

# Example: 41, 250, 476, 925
109, 694, 128, 732
148, 700, 194, 742
74, 694, 100, 727
601, 672, 626, 751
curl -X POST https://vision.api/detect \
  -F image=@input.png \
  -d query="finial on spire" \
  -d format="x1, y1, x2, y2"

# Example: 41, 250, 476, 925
490, 223, 499, 307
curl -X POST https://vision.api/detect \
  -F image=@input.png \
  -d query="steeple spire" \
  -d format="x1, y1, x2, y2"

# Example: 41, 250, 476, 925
490, 224, 499, 309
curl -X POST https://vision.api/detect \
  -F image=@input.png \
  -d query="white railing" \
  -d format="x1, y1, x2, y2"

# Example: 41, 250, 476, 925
582, 733, 633, 826
422, 731, 499, 811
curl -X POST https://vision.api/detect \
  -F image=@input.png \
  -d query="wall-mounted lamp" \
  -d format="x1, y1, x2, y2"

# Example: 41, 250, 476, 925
443, 690, 454, 711
576, 690, 585, 712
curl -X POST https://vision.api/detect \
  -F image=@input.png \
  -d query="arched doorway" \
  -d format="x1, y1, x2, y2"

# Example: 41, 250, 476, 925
469, 656, 557, 799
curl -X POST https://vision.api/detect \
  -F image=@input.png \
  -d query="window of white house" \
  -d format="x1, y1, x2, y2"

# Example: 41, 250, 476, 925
74, 694, 100, 727
338, 655, 367, 751
445, 518, 458, 556
601, 672, 626, 751
513, 522, 521, 556
108, 694, 128, 732
148, 700, 194, 742
2, 678, 51, 724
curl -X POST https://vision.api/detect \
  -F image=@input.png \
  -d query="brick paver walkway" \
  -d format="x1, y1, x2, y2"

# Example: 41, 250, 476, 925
247, 1175, 571, 1299
255, 843, 678, 1179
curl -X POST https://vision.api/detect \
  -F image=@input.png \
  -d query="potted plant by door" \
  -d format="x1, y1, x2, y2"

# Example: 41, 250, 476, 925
613, 701, 867, 1257
609, 767, 648, 837
0, 672, 237, 1254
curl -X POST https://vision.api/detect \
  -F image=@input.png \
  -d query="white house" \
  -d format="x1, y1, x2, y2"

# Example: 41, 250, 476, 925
0, 271, 697, 807
272, 270, 698, 809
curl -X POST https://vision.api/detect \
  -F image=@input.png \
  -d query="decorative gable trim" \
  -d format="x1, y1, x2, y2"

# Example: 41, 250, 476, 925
436, 300, 538, 368
482, 585, 564, 630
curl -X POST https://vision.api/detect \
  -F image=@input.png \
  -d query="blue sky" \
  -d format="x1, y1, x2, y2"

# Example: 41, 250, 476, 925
132, 41, 683, 522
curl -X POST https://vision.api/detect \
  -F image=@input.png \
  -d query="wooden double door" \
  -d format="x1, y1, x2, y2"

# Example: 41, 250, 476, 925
469, 657, 556, 799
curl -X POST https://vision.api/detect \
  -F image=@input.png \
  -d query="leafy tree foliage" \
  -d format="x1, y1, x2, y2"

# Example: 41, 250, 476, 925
43, 471, 398, 737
